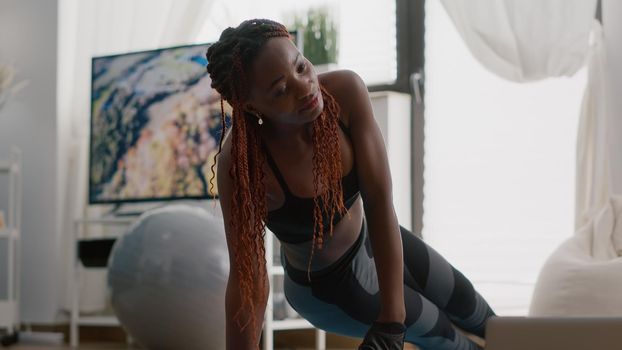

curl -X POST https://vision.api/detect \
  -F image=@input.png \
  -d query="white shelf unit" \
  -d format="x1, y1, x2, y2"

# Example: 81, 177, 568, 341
0, 147, 22, 342
369, 91, 413, 231
70, 214, 326, 349
70, 217, 134, 347
264, 230, 326, 350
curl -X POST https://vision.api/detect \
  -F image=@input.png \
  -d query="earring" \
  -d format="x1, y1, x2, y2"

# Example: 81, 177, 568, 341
255, 112, 264, 125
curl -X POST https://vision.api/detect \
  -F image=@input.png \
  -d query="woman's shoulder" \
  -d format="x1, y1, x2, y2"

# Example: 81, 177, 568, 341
318, 70, 368, 126
318, 69, 365, 102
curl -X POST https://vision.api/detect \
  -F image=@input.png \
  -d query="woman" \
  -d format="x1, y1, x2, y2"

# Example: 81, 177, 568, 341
207, 19, 495, 350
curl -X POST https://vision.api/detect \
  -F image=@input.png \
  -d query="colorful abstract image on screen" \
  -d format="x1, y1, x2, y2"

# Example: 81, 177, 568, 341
89, 43, 231, 204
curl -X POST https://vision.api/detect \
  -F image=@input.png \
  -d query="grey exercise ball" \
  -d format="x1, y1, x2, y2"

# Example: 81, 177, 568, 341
107, 204, 228, 350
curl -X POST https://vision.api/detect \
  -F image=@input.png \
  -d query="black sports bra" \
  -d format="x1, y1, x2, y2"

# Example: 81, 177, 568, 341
262, 120, 361, 244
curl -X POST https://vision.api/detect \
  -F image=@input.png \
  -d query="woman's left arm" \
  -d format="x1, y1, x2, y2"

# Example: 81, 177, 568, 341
339, 70, 406, 324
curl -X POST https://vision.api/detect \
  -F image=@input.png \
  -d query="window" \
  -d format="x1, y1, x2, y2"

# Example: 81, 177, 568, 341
196, 0, 397, 85
423, 0, 587, 315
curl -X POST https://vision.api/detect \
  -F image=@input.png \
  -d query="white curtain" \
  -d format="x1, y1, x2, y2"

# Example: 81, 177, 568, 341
438, 0, 612, 230
57, 0, 214, 314
440, 0, 596, 82
575, 23, 613, 230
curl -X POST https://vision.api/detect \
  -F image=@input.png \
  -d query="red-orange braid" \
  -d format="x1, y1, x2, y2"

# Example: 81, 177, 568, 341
206, 19, 346, 345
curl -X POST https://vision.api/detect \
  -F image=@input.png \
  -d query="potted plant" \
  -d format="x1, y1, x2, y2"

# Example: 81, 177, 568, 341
290, 6, 339, 73
0, 63, 27, 112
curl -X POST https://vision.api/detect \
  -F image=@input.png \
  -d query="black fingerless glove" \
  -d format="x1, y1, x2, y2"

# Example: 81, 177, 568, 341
358, 321, 407, 350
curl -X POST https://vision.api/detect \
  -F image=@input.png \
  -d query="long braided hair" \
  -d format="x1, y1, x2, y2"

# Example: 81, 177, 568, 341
206, 19, 347, 341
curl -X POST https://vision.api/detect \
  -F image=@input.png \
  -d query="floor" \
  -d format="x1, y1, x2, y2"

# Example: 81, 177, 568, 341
6, 323, 487, 349
11, 345, 138, 350
4, 323, 488, 349
10, 345, 419, 350
9, 342, 422, 350
3, 326, 424, 349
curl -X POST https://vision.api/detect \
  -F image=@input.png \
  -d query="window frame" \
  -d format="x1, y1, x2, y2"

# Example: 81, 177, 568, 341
367, 0, 425, 236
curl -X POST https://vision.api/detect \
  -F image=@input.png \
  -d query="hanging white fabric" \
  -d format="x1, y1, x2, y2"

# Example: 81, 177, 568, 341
575, 21, 613, 231
440, 0, 597, 82
439, 0, 609, 233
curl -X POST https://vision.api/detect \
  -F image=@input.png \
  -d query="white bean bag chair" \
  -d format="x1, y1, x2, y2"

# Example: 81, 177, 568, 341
529, 195, 622, 316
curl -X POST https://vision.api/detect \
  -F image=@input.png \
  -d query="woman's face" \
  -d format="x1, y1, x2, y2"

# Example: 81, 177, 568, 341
246, 37, 324, 127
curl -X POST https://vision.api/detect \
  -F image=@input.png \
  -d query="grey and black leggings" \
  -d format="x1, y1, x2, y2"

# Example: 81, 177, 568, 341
281, 217, 496, 350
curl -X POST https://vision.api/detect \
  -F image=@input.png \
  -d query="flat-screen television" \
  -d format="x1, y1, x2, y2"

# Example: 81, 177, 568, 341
89, 43, 230, 204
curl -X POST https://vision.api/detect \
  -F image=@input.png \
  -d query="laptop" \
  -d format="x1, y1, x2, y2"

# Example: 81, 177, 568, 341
485, 316, 622, 350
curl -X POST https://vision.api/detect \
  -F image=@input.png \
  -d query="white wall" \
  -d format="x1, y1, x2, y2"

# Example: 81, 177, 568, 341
0, 0, 61, 323
604, 0, 622, 194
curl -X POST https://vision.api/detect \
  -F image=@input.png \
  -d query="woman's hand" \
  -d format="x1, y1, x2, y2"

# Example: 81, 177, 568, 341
358, 321, 407, 350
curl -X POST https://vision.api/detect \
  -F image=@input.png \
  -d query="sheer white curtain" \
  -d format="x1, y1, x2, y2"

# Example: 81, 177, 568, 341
438, 0, 613, 229
439, 0, 596, 82
575, 23, 612, 230
57, 0, 214, 313
425, 0, 605, 315
437, 1, 617, 229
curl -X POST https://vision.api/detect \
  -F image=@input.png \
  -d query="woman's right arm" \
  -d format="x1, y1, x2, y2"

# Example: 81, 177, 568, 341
225, 271, 269, 349
217, 133, 269, 350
